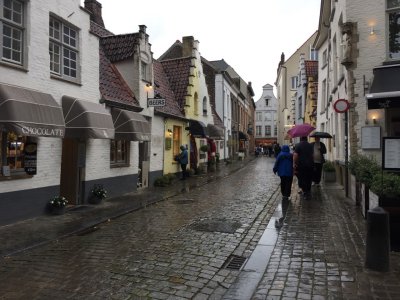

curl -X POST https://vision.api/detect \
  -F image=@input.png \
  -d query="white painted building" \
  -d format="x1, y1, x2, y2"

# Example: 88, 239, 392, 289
255, 84, 279, 147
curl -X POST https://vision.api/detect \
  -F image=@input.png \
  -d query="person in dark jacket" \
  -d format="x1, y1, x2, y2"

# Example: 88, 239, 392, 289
178, 145, 188, 180
311, 137, 327, 185
293, 136, 314, 199
273, 145, 293, 200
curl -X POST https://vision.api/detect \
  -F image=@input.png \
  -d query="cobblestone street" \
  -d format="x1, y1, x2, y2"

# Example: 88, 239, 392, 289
0, 157, 281, 300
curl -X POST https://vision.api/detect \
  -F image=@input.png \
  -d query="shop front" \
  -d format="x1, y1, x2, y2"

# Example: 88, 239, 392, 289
0, 84, 65, 225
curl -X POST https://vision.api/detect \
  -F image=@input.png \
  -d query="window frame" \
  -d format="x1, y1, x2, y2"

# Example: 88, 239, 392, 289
0, 0, 26, 67
291, 76, 298, 90
49, 14, 80, 83
265, 125, 271, 136
387, 0, 400, 60
202, 96, 207, 115
172, 126, 181, 158
110, 140, 130, 167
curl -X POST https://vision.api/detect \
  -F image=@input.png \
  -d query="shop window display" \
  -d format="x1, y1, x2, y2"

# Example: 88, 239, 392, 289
1, 131, 27, 176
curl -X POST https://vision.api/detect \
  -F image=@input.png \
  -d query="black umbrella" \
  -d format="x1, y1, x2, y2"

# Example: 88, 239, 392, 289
309, 131, 333, 138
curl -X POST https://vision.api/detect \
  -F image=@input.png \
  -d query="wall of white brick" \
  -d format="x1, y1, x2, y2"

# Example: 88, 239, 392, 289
0, 0, 101, 193
150, 116, 165, 173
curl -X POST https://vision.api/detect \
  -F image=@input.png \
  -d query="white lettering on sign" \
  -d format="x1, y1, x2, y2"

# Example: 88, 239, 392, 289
148, 98, 166, 107
22, 126, 64, 137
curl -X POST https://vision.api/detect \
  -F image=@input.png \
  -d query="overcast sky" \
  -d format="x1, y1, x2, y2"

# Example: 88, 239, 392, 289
85, 0, 321, 100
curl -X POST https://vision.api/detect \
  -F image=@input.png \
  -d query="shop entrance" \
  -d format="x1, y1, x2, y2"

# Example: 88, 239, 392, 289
60, 139, 85, 205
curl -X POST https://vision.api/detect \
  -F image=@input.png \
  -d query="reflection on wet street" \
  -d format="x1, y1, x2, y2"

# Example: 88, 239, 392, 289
0, 157, 280, 299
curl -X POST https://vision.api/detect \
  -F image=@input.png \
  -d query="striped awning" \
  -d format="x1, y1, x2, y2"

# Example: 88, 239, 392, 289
111, 108, 151, 141
62, 96, 114, 139
0, 84, 65, 137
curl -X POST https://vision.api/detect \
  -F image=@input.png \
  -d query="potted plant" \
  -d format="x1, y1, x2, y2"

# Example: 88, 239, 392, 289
89, 184, 107, 204
370, 172, 400, 207
47, 196, 68, 215
322, 161, 336, 183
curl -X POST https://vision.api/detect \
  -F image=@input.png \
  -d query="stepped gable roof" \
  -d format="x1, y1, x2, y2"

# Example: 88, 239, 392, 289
159, 57, 192, 109
158, 40, 184, 60
90, 20, 113, 38
305, 60, 318, 77
100, 33, 140, 62
99, 48, 140, 108
153, 60, 185, 118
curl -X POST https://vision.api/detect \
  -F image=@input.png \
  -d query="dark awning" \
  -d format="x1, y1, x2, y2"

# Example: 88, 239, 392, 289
0, 84, 65, 137
189, 120, 207, 138
206, 124, 224, 140
111, 108, 151, 141
62, 96, 114, 139
239, 131, 248, 141
366, 65, 400, 109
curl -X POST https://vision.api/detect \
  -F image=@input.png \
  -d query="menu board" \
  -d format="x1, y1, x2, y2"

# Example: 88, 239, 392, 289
383, 138, 400, 170
24, 142, 37, 175
361, 126, 381, 149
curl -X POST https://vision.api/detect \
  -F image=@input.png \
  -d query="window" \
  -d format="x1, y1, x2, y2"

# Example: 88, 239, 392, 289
274, 126, 278, 136
322, 79, 327, 109
1, 0, 24, 65
310, 47, 318, 60
203, 97, 207, 115
265, 98, 270, 106
141, 61, 149, 81
256, 125, 262, 136
173, 126, 181, 158
291, 76, 298, 90
256, 112, 262, 121
388, 0, 400, 59
193, 92, 198, 115
265, 112, 272, 121
265, 125, 271, 136
49, 16, 79, 80
110, 140, 130, 166
322, 50, 327, 67
1, 131, 27, 174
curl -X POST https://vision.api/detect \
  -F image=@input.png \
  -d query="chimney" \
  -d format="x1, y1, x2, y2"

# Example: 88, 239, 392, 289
182, 36, 194, 57
84, 0, 105, 27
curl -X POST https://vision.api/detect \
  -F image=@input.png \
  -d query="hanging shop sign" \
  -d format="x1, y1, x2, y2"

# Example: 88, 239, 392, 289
147, 97, 166, 107
333, 98, 350, 113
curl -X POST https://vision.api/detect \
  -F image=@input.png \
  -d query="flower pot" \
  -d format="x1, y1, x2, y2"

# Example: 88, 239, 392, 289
49, 206, 66, 215
88, 195, 103, 204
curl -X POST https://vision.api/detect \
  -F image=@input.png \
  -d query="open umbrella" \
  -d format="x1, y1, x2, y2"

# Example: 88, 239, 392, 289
287, 123, 315, 138
309, 131, 333, 138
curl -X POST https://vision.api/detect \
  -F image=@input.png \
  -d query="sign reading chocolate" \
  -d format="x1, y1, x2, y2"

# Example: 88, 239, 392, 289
21, 126, 64, 137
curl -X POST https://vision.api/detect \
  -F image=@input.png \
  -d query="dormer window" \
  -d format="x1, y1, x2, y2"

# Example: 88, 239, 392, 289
265, 98, 269, 106
203, 97, 207, 115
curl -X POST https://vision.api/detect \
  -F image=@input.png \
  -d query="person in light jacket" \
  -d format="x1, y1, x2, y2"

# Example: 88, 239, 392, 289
273, 145, 293, 200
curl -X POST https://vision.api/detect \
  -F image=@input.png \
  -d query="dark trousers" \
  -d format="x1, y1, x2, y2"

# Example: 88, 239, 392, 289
297, 166, 313, 193
313, 163, 323, 183
180, 164, 187, 179
280, 176, 293, 197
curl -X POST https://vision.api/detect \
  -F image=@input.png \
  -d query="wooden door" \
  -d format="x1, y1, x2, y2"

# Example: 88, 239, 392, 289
60, 139, 79, 205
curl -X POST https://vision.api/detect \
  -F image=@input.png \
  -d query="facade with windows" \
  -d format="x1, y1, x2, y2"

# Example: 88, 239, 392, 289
314, 0, 400, 187
254, 84, 278, 147
275, 32, 318, 145
0, 0, 106, 224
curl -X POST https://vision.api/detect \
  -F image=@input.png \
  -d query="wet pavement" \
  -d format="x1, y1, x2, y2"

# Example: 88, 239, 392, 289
1, 156, 400, 299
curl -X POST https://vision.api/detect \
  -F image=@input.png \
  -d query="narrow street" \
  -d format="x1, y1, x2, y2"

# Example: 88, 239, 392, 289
0, 157, 281, 299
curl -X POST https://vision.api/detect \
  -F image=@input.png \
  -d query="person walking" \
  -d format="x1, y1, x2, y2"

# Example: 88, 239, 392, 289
273, 142, 281, 158
273, 145, 294, 201
178, 145, 188, 180
293, 136, 314, 200
311, 136, 327, 185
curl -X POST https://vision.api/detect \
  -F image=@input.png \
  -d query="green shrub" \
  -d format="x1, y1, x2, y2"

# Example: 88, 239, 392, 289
200, 145, 208, 152
370, 172, 400, 198
353, 154, 380, 187
323, 161, 335, 172
154, 173, 177, 187
348, 153, 362, 175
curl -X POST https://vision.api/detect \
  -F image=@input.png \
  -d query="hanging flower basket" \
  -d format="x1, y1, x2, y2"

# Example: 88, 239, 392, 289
47, 196, 68, 215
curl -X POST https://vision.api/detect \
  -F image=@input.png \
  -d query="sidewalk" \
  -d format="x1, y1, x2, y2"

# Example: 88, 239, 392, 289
0, 157, 251, 258
250, 182, 400, 299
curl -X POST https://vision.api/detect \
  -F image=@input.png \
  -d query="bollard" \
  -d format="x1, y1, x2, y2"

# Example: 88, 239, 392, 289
365, 207, 390, 271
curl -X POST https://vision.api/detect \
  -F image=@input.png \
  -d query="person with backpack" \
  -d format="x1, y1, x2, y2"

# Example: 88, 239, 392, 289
273, 145, 293, 201
177, 145, 188, 180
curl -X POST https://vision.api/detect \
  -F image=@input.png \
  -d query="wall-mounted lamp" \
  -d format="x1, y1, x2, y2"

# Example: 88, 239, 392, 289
167, 129, 173, 137
372, 116, 377, 124
370, 26, 375, 36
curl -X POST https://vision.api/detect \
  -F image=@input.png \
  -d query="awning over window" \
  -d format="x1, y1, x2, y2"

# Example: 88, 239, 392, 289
189, 120, 207, 138
111, 108, 151, 141
0, 84, 65, 137
62, 96, 114, 139
239, 131, 248, 141
366, 65, 400, 109
206, 124, 224, 140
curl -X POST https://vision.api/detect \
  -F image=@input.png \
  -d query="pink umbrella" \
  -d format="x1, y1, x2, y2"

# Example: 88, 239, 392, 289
287, 123, 315, 138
